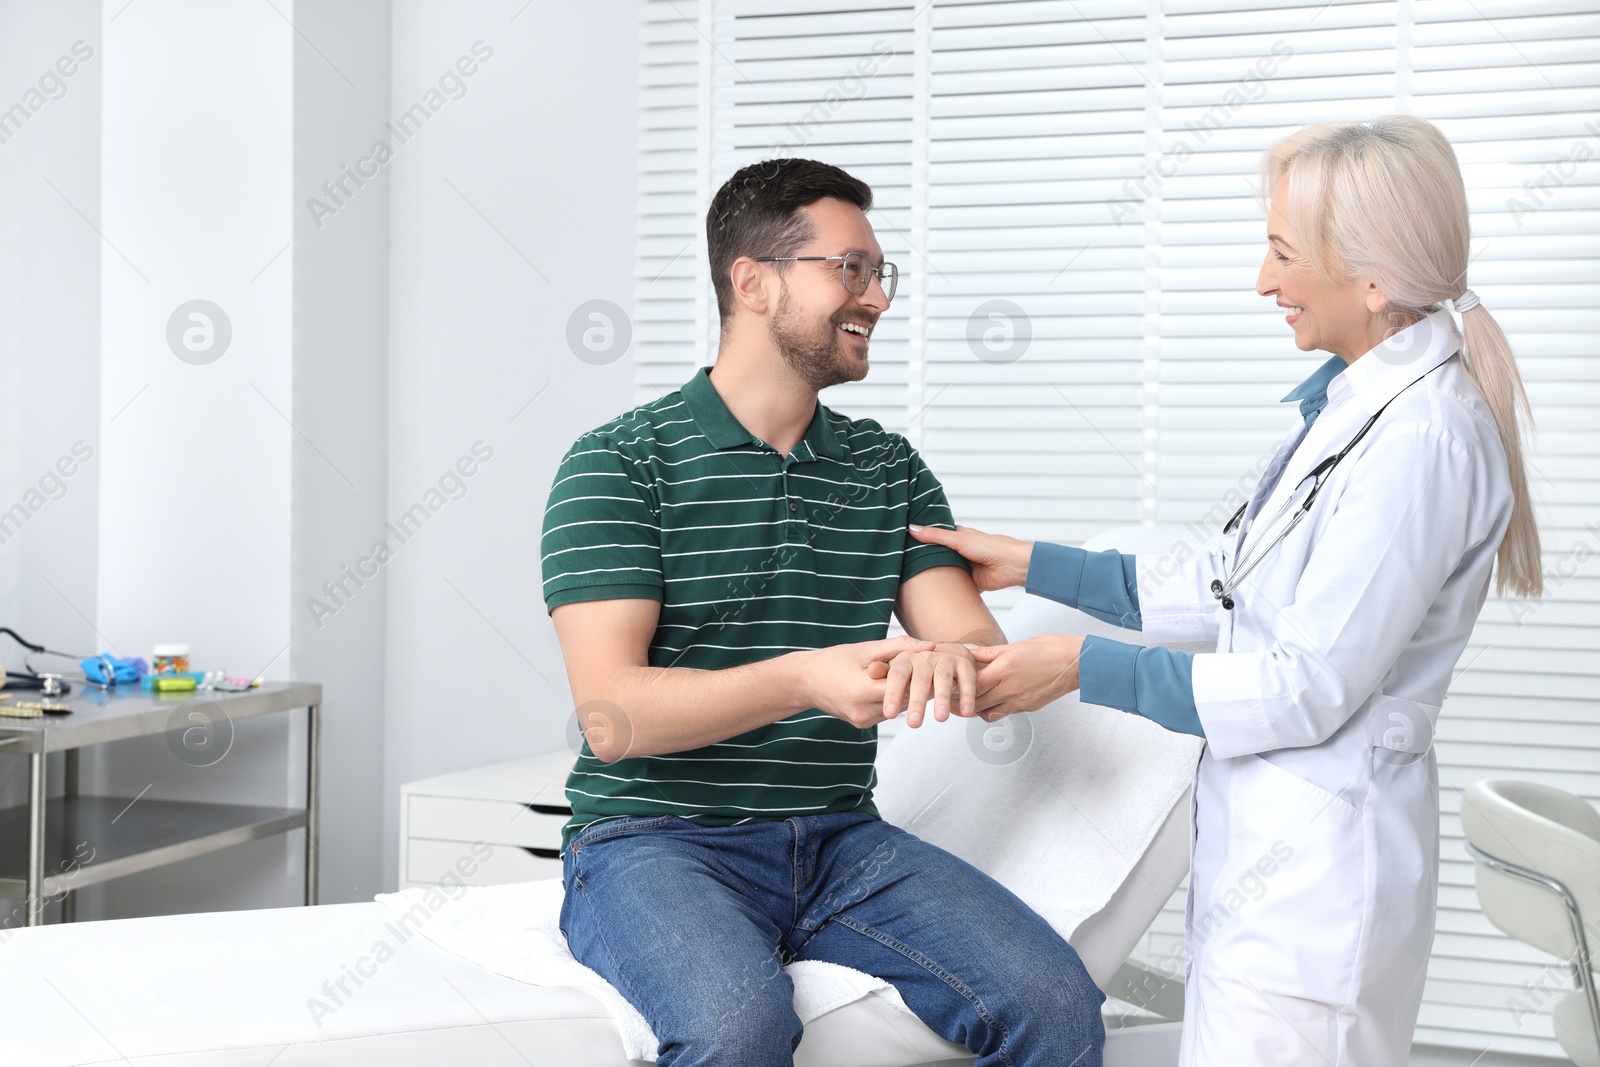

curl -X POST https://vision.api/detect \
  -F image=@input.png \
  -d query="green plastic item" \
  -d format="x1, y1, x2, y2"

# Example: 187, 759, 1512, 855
152, 675, 198, 692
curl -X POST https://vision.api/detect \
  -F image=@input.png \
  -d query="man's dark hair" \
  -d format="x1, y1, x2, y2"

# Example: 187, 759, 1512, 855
705, 158, 873, 326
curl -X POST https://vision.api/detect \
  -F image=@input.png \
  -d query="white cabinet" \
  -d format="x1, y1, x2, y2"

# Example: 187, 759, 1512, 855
398, 751, 574, 890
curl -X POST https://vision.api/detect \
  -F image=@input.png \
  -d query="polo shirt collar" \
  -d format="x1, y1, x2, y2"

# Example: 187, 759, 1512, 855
681, 368, 755, 449
1332, 307, 1461, 417
798, 399, 846, 461
679, 367, 846, 461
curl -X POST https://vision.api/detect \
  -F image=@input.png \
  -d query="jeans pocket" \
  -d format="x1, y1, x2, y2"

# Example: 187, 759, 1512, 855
568, 814, 678, 852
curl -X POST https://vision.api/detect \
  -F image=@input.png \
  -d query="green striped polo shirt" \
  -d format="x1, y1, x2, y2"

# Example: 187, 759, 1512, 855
541, 367, 967, 849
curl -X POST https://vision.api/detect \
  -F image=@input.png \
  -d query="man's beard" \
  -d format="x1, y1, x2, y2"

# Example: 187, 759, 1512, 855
768, 285, 870, 392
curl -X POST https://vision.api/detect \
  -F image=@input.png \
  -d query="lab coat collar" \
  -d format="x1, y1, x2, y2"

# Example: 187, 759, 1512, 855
1326, 308, 1461, 418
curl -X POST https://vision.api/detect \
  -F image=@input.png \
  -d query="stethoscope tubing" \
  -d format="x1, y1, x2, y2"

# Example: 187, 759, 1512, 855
1212, 365, 1438, 611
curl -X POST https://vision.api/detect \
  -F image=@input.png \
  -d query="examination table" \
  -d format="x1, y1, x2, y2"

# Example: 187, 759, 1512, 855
0, 527, 1201, 1066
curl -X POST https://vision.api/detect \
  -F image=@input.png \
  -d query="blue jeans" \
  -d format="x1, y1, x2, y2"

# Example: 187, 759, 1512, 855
559, 811, 1104, 1067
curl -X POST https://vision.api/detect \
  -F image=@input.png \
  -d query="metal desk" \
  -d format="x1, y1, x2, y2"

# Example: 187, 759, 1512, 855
0, 681, 320, 926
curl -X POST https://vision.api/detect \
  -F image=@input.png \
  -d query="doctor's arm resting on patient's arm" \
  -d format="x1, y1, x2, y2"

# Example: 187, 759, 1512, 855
551, 598, 936, 762
908, 523, 1205, 738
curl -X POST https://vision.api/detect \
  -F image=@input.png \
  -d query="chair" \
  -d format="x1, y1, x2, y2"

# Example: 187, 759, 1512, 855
1460, 779, 1600, 1066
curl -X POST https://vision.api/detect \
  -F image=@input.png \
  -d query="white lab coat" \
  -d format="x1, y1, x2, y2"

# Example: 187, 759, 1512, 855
1137, 310, 1514, 1066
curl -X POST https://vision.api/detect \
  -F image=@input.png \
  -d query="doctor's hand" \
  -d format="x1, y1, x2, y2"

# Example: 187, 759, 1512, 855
907, 524, 1033, 592
969, 635, 1085, 719
879, 643, 979, 728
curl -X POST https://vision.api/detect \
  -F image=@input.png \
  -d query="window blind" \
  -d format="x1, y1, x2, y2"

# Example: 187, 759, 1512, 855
633, 1, 1600, 1056
710, 1, 919, 432
1407, 1, 1600, 1055
635, 0, 706, 397
922, 1, 1150, 564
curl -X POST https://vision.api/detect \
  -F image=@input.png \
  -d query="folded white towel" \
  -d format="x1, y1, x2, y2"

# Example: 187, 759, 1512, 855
374, 879, 916, 1062
874, 526, 1207, 984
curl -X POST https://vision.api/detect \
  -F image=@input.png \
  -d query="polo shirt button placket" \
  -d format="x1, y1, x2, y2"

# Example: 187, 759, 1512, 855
779, 468, 805, 543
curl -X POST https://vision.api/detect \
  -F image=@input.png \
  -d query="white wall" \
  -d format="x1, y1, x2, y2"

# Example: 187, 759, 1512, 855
91, 0, 298, 918
288, 0, 393, 906
381, 0, 640, 886
0, 0, 639, 919
0, 0, 101, 819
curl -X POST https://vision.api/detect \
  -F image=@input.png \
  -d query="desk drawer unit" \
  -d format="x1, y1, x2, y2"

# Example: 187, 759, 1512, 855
406, 837, 561, 886
405, 795, 567, 885
409, 796, 568, 849
399, 754, 577, 890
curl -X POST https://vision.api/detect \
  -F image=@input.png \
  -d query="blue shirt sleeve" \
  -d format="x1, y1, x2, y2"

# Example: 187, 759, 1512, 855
1024, 542, 1142, 630
1079, 636, 1204, 738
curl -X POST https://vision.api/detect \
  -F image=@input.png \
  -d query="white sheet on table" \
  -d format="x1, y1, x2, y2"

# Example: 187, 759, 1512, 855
374, 879, 915, 1062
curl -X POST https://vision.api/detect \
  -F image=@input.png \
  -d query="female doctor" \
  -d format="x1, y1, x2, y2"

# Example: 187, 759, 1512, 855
911, 116, 1543, 1065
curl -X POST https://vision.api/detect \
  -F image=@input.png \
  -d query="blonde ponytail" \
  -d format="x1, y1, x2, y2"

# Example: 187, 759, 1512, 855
1459, 303, 1542, 596
1262, 115, 1543, 598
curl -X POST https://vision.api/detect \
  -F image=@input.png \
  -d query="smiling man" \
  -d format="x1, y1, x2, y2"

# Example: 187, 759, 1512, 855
540, 159, 1104, 1066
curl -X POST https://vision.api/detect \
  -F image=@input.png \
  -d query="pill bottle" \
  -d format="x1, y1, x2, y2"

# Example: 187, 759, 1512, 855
153, 643, 191, 674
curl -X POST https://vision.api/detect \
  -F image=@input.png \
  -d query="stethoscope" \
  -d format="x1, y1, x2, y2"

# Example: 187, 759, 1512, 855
1210, 367, 1437, 611
0, 627, 83, 695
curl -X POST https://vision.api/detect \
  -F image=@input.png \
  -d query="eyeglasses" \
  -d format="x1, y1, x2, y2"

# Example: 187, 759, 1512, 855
752, 251, 898, 304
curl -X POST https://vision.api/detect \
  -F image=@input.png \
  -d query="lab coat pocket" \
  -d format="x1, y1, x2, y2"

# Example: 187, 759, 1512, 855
1213, 754, 1365, 1006
1368, 693, 1440, 763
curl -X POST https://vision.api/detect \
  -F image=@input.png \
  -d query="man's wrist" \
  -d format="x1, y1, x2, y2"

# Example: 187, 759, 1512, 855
778, 649, 816, 712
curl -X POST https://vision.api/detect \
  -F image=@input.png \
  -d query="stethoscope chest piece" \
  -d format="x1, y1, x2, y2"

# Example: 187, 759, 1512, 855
1209, 579, 1235, 611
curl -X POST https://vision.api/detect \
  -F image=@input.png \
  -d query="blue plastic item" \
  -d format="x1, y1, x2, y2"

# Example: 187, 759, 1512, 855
82, 655, 147, 686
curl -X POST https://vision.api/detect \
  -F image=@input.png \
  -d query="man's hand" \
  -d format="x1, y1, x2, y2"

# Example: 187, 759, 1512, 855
907, 524, 1033, 592
881, 643, 978, 727
801, 636, 936, 729
970, 634, 1085, 720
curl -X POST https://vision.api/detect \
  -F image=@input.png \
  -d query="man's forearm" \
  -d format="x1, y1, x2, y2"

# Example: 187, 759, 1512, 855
580, 652, 812, 762
895, 565, 1005, 649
